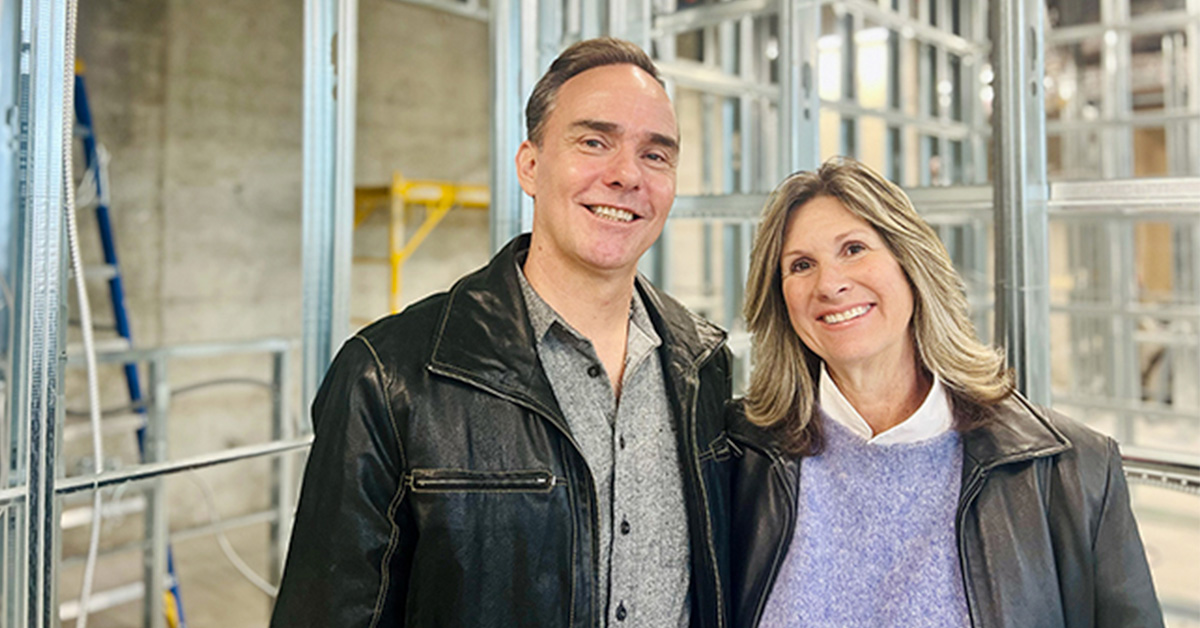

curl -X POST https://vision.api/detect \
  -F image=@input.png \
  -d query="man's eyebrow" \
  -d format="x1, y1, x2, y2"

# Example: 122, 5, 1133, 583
569, 120, 679, 153
569, 119, 620, 135
648, 132, 679, 154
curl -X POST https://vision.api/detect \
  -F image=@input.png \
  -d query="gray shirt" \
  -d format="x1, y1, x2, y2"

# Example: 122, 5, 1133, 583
517, 264, 691, 627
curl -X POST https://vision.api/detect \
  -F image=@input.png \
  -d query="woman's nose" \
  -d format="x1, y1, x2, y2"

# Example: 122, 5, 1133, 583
815, 263, 851, 299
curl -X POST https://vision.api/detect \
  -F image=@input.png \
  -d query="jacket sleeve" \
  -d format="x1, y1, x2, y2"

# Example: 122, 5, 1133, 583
1092, 439, 1164, 628
270, 336, 414, 628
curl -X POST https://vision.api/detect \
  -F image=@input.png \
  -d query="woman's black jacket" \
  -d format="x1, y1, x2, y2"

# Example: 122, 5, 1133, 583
726, 395, 1164, 628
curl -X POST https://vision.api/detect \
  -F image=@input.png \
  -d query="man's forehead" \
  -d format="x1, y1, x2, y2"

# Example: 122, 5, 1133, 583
551, 65, 678, 137
556, 64, 673, 108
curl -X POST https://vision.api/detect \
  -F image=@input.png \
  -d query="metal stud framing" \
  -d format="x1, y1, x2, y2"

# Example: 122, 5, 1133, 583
9, 1, 70, 626
994, 0, 1052, 405
302, 0, 358, 409
2, 0, 1198, 625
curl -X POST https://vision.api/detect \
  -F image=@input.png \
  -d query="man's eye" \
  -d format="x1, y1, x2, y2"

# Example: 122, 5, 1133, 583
583, 138, 604, 148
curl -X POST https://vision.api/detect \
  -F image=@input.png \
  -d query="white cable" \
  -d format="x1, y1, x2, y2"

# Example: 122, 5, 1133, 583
62, 2, 105, 625
187, 472, 279, 597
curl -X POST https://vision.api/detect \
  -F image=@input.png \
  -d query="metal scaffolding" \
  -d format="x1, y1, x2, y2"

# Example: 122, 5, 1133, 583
2, 0, 1198, 625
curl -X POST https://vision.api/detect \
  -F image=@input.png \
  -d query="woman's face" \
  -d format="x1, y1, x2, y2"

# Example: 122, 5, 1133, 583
779, 195, 915, 375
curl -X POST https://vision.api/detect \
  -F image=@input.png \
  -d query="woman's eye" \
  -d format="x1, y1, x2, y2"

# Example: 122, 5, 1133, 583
845, 242, 866, 255
790, 259, 812, 272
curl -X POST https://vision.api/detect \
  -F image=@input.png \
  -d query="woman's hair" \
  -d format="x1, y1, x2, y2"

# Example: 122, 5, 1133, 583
743, 156, 1014, 455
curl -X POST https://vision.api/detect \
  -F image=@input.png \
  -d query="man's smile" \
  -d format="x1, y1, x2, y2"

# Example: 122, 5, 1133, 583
585, 204, 638, 223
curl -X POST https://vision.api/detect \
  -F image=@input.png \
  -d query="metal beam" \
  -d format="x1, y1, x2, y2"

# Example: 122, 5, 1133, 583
489, 0, 529, 251
302, 0, 358, 409
11, 1, 71, 625
657, 59, 781, 100
389, 0, 489, 21
992, 0, 1051, 405
780, 0, 821, 174
652, 0, 776, 36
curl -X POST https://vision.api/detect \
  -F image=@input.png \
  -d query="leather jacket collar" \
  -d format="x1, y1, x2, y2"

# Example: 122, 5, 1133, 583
961, 393, 1072, 477
729, 390, 1072, 469
428, 234, 727, 429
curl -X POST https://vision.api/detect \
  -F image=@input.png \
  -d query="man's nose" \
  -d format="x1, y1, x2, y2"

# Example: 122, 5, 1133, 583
604, 147, 642, 190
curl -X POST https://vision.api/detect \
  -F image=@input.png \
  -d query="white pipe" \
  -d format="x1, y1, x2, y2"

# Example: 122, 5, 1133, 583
61, 0, 106, 625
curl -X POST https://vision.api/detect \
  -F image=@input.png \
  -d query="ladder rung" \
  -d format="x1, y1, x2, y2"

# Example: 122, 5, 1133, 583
58, 576, 178, 620
61, 495, 147, 529
60, 581, 143, 619
67, 337, 133, 357
63, 414, 144, 440
83, 264, 119, 280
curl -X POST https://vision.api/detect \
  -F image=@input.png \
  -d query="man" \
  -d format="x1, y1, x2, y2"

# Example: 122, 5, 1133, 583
271, 37, 732, 627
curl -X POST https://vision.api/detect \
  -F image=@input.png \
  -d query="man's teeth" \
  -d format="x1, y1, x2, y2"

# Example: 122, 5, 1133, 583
590, 205, 635, 222
822, 305, 870, 324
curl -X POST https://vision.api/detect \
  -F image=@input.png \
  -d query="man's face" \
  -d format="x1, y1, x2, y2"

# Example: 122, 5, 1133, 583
517, 63, 679, 278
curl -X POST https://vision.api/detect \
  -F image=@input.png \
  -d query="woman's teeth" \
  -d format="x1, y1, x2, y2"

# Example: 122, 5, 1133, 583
822, 305, 870, 324
590, 205, 635, 222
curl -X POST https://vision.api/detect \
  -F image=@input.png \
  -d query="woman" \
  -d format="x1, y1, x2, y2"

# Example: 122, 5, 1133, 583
728, 157, 1162, 628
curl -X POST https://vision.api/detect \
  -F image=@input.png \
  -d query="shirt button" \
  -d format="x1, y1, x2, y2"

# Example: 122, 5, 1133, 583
620, 519, 630, 535
587, 364, 602, 378
616, 602, 627, 621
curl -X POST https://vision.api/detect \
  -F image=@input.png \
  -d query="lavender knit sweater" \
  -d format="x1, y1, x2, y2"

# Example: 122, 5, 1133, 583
759, 414, 969, 627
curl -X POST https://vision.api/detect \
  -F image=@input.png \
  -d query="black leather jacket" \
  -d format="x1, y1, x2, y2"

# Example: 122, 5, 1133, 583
272, 235, 734, 628
727, 394, 1163, 628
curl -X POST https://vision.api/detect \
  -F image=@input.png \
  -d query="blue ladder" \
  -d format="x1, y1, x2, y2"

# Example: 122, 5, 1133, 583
74, 60, 188, 628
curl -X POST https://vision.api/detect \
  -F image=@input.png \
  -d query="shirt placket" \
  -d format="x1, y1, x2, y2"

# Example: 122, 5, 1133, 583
607, 323, 659, 625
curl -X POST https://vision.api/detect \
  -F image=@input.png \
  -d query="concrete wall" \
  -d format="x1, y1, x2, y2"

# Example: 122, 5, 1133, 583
352, 0, 491, 322
64, 1, 490, 621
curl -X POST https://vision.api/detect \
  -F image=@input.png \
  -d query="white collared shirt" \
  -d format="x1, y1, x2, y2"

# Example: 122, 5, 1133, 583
819, 363, 954, 445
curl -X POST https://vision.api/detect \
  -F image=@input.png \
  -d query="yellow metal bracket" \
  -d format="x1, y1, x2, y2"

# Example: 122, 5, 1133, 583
354, 172, 488, 313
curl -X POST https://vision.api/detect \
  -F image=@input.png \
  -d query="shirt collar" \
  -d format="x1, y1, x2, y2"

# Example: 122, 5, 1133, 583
516, 257, 559, 341
515, 257, 660, 351
819, 362, 953, 445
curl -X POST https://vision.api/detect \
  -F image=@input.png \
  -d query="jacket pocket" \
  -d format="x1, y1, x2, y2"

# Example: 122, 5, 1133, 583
408, 468, 558, 493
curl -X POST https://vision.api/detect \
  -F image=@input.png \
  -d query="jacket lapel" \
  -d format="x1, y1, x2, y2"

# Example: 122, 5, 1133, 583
637, 275, 727, 416
961, 393, 1072, 480
426, 235, 727, 445
426, 235, 568, 432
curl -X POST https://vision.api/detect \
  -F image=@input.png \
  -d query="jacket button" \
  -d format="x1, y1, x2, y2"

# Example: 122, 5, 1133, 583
616, 602, 627, 621
587, 364, 602, 378
618, 434, 626, 449
620, 519, 630, 535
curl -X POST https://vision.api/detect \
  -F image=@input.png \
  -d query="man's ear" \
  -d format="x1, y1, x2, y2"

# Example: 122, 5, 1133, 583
516, 140, 538, 198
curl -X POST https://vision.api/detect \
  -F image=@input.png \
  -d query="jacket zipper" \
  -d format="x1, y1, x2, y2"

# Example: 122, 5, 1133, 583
685, 345, 727, 628
751, 448, 797, 628
956, 465, 989, 628
409, 471, 557, 492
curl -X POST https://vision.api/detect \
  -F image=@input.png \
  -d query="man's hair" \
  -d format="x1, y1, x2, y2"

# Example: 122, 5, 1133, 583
525, 37, 662, 146
742, 156, 1014, 455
